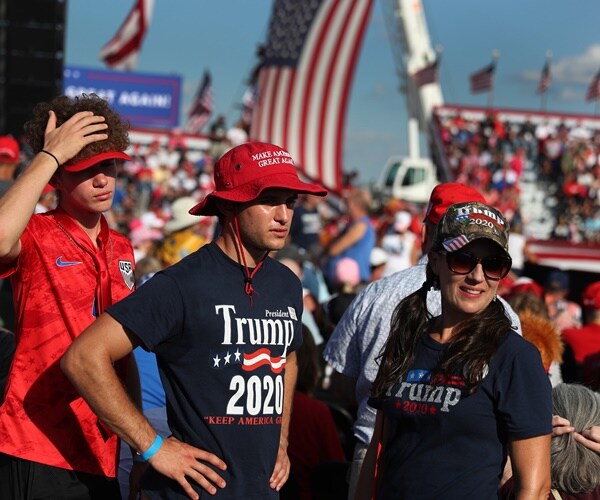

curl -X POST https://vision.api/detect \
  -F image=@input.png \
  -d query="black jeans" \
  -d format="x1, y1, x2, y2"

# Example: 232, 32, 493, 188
0, 453, 120, 500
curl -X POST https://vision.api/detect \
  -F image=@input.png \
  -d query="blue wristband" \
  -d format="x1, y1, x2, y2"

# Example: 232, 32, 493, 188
139, 435, 163, 462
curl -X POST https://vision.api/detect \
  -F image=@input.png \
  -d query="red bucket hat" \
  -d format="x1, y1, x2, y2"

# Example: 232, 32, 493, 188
189, 142, 327, 216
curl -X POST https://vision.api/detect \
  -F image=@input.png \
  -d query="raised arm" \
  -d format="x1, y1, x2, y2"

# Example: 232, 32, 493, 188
0, 111, 107, 261
61, 312, 227, 500
327, 220, 367, 257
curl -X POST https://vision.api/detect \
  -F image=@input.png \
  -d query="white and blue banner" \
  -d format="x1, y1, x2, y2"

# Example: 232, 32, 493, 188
64, 66, 181, 128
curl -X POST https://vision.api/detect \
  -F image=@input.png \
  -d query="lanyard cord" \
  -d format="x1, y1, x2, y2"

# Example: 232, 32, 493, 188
232, 216, 267, 300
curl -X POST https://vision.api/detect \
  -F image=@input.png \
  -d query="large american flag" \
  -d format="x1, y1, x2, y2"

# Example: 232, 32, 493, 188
185, 71, 213, 134
586, 68, 600, 102
99, 0, 154, 71
249, 0, 374, 193
536, 60, 551, 95
469, 62, 496, 94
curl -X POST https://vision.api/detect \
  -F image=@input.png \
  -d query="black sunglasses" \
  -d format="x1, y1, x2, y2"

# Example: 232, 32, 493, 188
444, 251, 512, 280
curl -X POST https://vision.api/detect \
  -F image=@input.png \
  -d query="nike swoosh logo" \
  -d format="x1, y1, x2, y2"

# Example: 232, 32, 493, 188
56, 256, 83, 267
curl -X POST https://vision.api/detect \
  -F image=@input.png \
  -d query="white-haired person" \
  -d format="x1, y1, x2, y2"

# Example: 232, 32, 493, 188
355, 201, 552, 499
550, 384, 600, 498
503, 383, 600, 499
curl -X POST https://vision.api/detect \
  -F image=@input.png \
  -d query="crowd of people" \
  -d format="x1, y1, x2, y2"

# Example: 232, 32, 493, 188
0, 93, 599, 499
435, 109, 600, 243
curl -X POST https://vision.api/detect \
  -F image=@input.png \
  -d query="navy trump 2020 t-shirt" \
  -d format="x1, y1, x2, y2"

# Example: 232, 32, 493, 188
369, 331, 552, 500
108, 242, 303, 499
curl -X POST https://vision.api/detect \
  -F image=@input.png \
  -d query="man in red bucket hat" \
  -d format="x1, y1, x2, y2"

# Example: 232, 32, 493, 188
62, 142, 327, 499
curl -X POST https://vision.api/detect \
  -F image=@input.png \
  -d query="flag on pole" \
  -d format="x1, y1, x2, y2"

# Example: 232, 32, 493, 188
249, 0, 374, 193
411, 60, 439, 87
241, 84, 258, 128
469, 62, 496, 93
536, 60, 552, 94
586, 68, 600, 102
185, 71, 213, 134
99, 0, 154, 70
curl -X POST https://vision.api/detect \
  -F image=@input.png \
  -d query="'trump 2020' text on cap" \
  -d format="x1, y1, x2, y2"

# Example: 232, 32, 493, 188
434, 201, 510, 254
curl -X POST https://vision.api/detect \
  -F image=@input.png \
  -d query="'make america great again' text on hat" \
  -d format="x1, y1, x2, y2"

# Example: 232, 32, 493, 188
189, 142, 327, 216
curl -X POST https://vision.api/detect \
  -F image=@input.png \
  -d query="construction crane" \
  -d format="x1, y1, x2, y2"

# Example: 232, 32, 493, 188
375, 0, 446, 203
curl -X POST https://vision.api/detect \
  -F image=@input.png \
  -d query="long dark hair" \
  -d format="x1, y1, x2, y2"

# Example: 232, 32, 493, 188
371, 265, 513, 399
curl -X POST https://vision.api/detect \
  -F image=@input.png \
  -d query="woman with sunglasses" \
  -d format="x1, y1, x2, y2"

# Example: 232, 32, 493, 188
355, 201, 552, 499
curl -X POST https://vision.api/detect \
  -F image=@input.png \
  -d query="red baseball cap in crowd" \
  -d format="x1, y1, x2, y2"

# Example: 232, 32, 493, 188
423, 182, 486, 225
0, 136, 20, 162
582, 281, 600, 309
63, 151, 132, 172
189, 142, 327, 216
509, 276, 544, 299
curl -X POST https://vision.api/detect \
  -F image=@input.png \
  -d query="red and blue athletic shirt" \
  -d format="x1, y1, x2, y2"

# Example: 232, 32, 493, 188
0, 209, 134, 477
107, 242, 303, 499
369, 331, 552, 499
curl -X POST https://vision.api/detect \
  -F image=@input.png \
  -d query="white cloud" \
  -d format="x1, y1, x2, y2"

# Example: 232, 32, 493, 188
551, 44, 600, 84
520, 44, 600, 85
520, 69, 540, 82
560, 87, 583, 102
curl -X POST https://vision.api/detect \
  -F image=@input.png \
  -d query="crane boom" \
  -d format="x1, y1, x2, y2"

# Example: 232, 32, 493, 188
393, 0, 443, 155
375, 0, 445, 203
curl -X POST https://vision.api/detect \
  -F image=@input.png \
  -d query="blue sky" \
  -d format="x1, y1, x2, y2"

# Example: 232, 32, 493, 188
65, 0, 600, 183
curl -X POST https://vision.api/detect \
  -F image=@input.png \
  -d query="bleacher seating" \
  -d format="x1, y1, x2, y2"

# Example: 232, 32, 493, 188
433, 105, 600, 243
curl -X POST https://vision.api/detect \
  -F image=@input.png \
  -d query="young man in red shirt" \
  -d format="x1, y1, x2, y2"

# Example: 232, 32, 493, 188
0, 94, 136, 499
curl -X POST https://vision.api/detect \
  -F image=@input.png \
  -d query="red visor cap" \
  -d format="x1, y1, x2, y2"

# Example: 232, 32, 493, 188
63, 151, 131, 172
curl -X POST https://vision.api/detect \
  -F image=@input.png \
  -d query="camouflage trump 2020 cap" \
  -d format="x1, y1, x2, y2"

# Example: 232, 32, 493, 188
433, 201, 510, 254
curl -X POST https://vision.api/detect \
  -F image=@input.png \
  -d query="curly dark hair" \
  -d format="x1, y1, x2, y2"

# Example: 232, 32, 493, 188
371, 264, 513, 399
23, 94, 130, 167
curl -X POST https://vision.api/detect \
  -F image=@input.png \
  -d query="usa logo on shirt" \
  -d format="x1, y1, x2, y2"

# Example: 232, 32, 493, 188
119, 260, 135, 290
